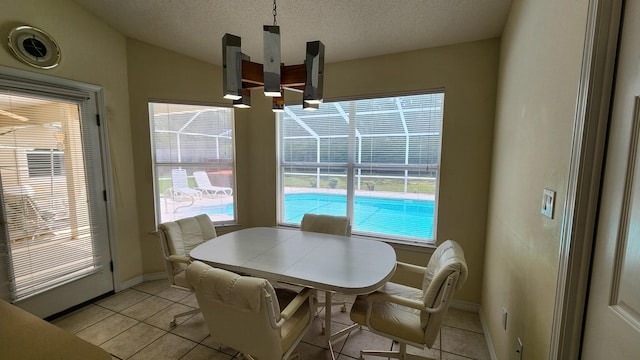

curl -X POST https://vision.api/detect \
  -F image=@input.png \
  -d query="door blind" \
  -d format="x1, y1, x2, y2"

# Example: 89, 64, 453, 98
0, 88, 102, 301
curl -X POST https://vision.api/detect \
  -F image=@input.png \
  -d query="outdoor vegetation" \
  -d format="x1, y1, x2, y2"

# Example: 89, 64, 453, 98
284, 174, 436, 194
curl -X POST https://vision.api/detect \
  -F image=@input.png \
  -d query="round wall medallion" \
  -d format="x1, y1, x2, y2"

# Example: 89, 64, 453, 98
7, 25, 61, 69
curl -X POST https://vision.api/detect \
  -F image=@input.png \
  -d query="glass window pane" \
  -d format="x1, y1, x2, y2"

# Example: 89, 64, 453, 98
149, 102, 236, 225
279, 92, 443, 243
0, 92, 104, 301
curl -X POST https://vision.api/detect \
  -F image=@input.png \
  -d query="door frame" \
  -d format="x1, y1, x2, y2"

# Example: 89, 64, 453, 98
549, 0, 623, 358
0, 65, 120, 305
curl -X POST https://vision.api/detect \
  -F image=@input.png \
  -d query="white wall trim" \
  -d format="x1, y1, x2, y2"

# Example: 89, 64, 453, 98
451, 299, 479, 312
479, 305, 498, 360
0, 66, 118, 316
117, 272, 168, 291
144, 272, 169, 282
450, 301, 497, 360
549, 0, 622, 358
118, 275, 144, 290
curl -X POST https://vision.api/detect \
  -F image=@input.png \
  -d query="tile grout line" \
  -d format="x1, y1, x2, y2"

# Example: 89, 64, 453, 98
93, 292, 203, 359
68, 280, 492, 360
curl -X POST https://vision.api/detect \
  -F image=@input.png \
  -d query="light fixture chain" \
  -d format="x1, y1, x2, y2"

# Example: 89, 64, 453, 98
273, 0, 277, 26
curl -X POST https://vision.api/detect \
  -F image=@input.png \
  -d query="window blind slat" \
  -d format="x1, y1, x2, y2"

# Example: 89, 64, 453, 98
149, 102, 237, 225
0, 89, 102, 301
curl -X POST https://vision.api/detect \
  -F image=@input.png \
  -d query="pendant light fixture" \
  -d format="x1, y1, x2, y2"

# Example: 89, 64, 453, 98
222, 0, 325, 112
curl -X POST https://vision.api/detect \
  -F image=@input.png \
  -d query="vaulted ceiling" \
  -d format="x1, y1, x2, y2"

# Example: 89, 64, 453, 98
72, 0, 512, 66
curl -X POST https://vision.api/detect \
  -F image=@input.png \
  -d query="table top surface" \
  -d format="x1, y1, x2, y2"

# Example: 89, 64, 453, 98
190, 227, 397, 294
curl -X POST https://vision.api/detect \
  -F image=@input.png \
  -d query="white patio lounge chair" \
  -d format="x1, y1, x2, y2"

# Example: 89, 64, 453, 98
3, 185, 68, 240
169, 169, 202, 201
193, 171, 233, 197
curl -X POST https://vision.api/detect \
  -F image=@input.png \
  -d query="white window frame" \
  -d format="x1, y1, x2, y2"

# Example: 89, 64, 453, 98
0, 65, 117, 314
277, 91, 444, 244
148, 101, 237, 226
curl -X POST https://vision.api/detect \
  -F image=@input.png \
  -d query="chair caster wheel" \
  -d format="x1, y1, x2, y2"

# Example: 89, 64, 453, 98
341, 304, 347, 312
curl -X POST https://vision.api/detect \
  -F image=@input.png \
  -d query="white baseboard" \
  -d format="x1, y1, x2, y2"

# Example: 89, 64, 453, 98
117, 272, 168, 291
143, 272, 169, 282
449, 301, 497, 360
451, 300, 480, 312
118, 275, 143, 290
478, 306, 498, 360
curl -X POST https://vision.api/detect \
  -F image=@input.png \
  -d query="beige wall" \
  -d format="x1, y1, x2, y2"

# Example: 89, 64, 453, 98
0, 1, 604, 355
0, 0, 142, 284
1, 4, 600, 353
126, 38, 252, 274
127, 38, 499, 303
325, 40, 499, 303
482, 0, 588, 358
3, 0, 499, 308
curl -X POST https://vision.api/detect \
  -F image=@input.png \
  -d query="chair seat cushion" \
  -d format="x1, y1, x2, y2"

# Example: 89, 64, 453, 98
350, 281, 425, 344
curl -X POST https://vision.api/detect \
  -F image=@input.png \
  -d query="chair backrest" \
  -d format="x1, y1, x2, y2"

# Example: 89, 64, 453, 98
420, 240, 468, 346
171, 168, 190, 189
300, 213, 351, 236
192, 171, 212, 187
157, 214, 216, 287
186, 261, 286, 359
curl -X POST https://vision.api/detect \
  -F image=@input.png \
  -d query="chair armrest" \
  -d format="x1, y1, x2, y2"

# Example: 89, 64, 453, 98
168, 255, 191, 264
396, 261, 426, 275
366, 290, 424, 311
280, 288, 315, 320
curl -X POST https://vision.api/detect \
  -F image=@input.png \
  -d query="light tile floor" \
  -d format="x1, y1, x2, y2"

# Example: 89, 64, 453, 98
51, 279, 491, 360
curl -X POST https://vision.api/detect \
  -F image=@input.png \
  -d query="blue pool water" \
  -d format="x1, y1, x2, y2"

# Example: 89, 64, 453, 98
283, 193, 434, 240
190, 193, 434, 240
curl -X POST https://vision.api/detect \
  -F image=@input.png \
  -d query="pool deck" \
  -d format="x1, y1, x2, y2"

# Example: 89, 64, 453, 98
285, 187, 436, 200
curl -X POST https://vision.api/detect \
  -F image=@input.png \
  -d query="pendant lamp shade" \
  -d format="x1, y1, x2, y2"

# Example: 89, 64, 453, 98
222, 34, 242, 100
233, 88, 251, 108
263, 25, 282, 97
221, 1, 325, 111
303, 41, 325, 104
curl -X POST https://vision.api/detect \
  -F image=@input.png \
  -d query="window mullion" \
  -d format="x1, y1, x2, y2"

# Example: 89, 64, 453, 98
316, 137, 320, 189
347, 102, 356, 220
278, 92, 443, 243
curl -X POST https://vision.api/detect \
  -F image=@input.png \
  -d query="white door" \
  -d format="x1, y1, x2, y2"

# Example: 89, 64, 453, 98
581, 1, 640, 357
0, 77, 114, 318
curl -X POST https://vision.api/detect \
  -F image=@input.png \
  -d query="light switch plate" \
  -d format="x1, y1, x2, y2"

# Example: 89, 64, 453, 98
541, 189, 555, 219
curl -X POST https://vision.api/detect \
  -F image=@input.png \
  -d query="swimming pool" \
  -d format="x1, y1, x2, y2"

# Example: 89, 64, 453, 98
187, 193, 435, 240
283, 193, 434, 240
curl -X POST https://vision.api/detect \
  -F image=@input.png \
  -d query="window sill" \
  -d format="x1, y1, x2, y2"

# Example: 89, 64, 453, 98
276, 224, 436, 253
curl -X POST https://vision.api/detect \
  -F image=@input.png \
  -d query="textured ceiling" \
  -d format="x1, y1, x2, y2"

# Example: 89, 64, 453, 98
72, 0, 512, 66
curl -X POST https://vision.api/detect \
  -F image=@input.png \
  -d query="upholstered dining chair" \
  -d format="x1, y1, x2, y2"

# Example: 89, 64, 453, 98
186, 260, 316, 360
155, 213, 217, 327
300, 213, 352, 328
348, 240, 468, 360
300, 213, 351, 236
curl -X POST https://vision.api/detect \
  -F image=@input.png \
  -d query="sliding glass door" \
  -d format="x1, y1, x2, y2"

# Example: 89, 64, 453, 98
0, 74, 113, 318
